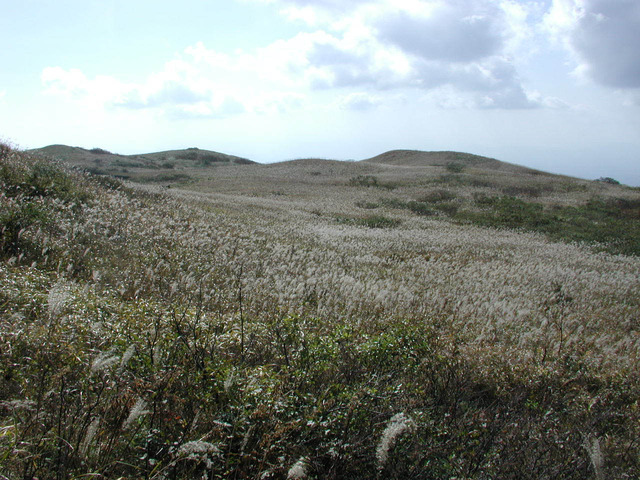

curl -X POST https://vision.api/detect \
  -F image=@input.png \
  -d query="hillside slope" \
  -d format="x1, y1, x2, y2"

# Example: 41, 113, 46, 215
28, 144, 254, 183
2, 143, 640, 478
364, 149, 548, 174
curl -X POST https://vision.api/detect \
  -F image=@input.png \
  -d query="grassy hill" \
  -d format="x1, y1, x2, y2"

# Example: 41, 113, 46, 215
363, 149, 539, 172
28, 144, 254, 184
2, 142, 640, 479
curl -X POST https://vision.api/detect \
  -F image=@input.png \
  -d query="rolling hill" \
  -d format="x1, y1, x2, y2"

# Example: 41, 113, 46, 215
2, 141, 640, 478
28, 144, 254, 182
363, 149, 548, 174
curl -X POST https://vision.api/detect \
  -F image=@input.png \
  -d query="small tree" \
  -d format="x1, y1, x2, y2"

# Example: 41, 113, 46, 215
597, 177, 620, 185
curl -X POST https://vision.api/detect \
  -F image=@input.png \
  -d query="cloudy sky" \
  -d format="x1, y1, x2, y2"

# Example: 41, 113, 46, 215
1, 0, 639, 184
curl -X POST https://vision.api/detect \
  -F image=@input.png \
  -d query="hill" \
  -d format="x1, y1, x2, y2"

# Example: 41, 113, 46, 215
363, 149, 547, 174
28, 144, 254, 183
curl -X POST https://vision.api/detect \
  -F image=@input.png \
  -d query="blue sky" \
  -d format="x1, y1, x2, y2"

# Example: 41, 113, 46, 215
1, 0, 639, 184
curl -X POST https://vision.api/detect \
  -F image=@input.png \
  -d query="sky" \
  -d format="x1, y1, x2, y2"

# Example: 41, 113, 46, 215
1, 0, 639, 184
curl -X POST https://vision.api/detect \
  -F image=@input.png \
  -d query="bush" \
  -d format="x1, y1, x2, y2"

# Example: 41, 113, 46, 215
419, 190, 457, 203
349, 175, 379, 187
597, 177, 620, 185
89, 148, 111, 155
176, 151, 198, 161
355, 201, 379, 209
381, 198, 435, 217
435, 202, 459, 217
337, 214, 400, 228
446, 162, 465, 173
501, 185, 545, 197
406, 201, 435, 216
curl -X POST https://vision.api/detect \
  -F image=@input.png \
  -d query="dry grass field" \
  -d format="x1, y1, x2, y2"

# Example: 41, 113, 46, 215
2, 143, 639, 479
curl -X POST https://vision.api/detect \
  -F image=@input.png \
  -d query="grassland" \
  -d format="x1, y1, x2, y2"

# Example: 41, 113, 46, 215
1, 143, 640, 479
27, 145, 254, 183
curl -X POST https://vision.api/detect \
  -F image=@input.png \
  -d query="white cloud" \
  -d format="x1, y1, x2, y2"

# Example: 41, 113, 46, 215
545, 0, 640, 89
42, 67, 130, 107
41, 0, 569, 119
339, 92, 382, 111
377, 6, 503, 63
42, 67, 91, 96
42, 56, 252, 119
260, 0, 553, 108
543, 0, 584, 40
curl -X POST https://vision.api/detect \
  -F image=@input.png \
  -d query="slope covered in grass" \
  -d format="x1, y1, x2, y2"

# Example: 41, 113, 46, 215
1, 144, 640, 479
28, 144, 254, 184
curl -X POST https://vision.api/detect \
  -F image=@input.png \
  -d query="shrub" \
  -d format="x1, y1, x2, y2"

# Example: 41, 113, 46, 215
176, 151, 198, 161
89, 148, 111, 155
406, 201, 435, 216
349, 175, 379, 187
380, 198, 435, 217
234, 158, 254, 165
355, 201, 379, 209
140, 172, 191, 183
337, 214, 400, 228
597, 177, 620, 185
501, 185, 544, 197
359, 215, 401, 228
419, 189, 457, 203
446, 162, 465, 173
435, 202, 459, 217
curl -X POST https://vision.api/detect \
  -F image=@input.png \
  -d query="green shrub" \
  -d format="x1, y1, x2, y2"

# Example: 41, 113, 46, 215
380, 198, 435, 217
406, 201, 435, 216
446, 162, 465, 173
177, 151, 198, 161
597, 177, 620, 185
89, 147, 111, 155
337, 214, 400, 228
355, 201, 379, 209
139, 172, 191, 183
349, 175, 379, 187
435, 202, 459, 217
0, 199, 46, 257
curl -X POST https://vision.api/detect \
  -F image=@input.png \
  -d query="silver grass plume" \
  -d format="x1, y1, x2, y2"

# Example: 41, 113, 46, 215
79, 417, 100, 457
123, 398, 149, 429
584, 435, 605, 480
287, 457, 308, 479
376, 412, 415, 468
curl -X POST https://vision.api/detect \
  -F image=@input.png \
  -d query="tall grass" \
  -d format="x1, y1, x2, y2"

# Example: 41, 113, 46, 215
1, 144, 639, 478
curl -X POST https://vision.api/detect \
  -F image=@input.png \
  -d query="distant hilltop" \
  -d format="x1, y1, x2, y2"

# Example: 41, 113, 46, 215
28, 144, 255, 182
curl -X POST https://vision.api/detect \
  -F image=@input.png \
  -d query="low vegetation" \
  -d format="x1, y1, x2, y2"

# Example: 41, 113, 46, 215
1, 144, 640, 479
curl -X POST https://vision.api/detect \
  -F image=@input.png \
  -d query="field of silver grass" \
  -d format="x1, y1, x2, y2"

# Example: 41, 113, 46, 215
1, 147, 639, 478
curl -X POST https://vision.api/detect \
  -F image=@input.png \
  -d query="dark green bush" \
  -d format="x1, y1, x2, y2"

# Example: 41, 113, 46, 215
176, 151, 198, 161
446, 162, 465, 173
597, 177, 620, 185
435, 202, 459, 217
349, 175, 379, 187
337, 214, 400, 228
406, 201, 435, 216
89, 148, 111, 155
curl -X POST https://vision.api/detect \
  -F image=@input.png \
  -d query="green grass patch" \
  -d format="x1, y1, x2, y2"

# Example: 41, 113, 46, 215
337, 214, 401, 228
348, 175, 397, 190
460, 195, 640, 256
